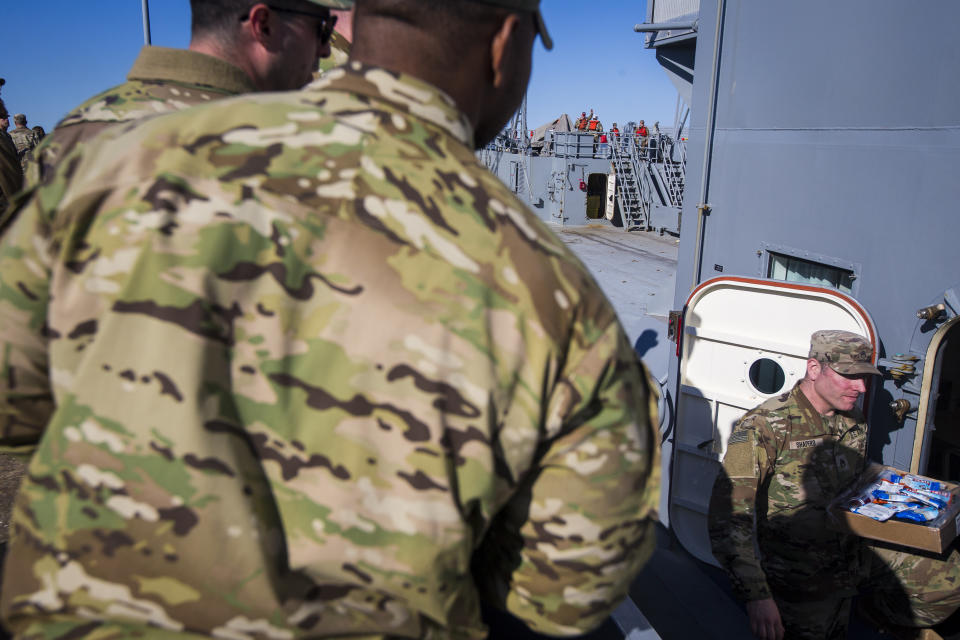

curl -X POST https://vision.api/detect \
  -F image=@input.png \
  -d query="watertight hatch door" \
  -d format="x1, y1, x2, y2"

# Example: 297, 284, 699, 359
669, 276, 877, 566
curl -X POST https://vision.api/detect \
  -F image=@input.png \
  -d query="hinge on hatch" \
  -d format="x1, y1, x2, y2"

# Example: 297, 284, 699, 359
668, 310, 683, 357
668, 310, 682, 343
877, 354, 921, 383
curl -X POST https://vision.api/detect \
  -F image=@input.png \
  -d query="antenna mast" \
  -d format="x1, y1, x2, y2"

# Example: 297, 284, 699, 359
142, 0, 153, 45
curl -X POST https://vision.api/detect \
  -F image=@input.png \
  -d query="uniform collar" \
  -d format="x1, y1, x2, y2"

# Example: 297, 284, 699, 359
127, 46, 256, 95
308, 62, 475, 148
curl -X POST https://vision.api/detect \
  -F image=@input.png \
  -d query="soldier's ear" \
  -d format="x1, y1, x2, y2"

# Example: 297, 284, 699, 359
806, 358, 822, 381
245, 4, 276, 45
489, 13, 522, 89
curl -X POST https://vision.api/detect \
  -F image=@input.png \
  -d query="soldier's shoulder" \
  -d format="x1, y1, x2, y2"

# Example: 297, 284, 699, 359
760, 389, 795, 412
738, 391, 796, 429
58, 81, 142, 128
58, 78, 218, 129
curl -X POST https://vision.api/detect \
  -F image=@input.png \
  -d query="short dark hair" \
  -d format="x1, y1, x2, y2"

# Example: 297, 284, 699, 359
191, 0, 331, 41
190, 0, 250, 42
356, 0, 510, 55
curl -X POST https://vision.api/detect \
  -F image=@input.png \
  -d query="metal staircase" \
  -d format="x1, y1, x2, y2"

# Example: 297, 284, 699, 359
607, 133, 687, 231
610, 136, 651, 228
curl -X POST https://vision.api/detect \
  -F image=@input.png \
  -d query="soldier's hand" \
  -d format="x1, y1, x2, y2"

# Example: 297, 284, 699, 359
746, 598, 784, 640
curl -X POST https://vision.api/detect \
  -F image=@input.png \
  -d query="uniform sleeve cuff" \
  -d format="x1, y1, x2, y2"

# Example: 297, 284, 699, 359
734, 582, 772, 603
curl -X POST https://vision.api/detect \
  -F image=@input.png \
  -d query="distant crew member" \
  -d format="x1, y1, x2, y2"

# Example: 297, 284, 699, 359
27, 0, 353, 185
8, 114, 39, 172
650, 120, 661, 159
587, 115, 603, 132
637, 119, 649, 149
575, 111, 588, 130
30, 125, 44, 141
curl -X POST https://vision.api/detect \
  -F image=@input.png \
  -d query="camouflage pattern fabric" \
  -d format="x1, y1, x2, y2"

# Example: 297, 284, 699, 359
24, 46, 257, 186
866, 542, 960, 628
808, 329, 881, 376
0, 62, 660, 639
316, 31, 351, 78
767, 542, 960, 640
0, 45, 258, 550
0, 130, 21, 212
8, 128, 39, 173
771, 595, 851, 640
0, 454, 26, 544
709, 383, 960, 635
709, 382, 868, 603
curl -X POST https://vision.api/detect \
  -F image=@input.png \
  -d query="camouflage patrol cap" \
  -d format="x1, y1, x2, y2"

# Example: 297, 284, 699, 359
809, 330, 881, 375
468, 0, 553, 50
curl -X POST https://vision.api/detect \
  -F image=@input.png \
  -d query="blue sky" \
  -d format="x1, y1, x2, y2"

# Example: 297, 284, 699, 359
0, 0, 680, 135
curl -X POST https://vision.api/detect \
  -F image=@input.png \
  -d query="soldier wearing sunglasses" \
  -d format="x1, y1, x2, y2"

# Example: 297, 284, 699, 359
24, 0, 352, 186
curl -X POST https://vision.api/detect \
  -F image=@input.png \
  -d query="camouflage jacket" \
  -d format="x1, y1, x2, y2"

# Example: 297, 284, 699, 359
8, 127, 40, 172
26, 46, 256, 185
0, 130, 21, 210
708, 382, 867, 602
0, 63, 660, 639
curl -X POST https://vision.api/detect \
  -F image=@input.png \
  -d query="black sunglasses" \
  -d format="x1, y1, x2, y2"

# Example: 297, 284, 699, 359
241, 5, 338, 44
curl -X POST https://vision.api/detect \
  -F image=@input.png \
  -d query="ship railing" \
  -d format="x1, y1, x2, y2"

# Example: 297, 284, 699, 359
550, 131, 615, 160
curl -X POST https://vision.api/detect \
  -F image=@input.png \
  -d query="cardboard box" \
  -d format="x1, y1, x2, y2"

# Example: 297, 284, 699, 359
828, 465, 960, 554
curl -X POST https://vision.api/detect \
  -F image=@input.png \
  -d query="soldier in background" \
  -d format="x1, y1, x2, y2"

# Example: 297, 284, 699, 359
0, 0, 659, 637
710, 330, 960, 640
8, 115, 39, 173
29, 126, 44, 142
27, 0, 352, 185
574, 110, 587, 130
0, 101, 21, 213
636, 119, 649, 151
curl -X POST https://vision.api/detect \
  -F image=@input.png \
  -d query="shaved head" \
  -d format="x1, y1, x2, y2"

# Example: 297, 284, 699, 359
351, 0, 537, 148
354, 0, 509, 59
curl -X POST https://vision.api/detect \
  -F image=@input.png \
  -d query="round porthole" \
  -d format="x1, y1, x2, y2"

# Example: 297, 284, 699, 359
749, 358, 785, 395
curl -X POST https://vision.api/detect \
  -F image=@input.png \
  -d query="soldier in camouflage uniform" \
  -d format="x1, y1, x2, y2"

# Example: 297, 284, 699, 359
0, 0, 659, 638
0, 101, 21, 214
7, 115, 39, 174
0, 0, 350, 570
710, 330, 960, 640
26, 0, 352, 186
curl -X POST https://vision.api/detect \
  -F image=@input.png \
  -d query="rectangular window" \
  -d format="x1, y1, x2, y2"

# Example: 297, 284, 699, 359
767, 252, 855, 294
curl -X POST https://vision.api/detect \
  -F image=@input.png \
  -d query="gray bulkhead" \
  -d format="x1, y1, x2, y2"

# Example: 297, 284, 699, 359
480, 147, 614, 227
